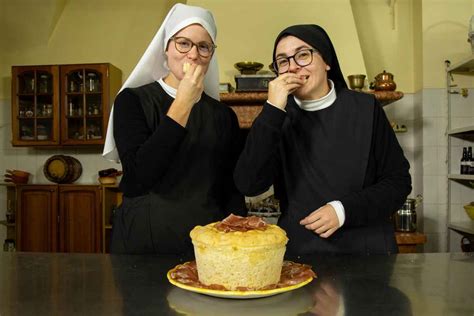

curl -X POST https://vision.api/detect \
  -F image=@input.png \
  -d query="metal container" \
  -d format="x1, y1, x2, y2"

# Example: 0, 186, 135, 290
395, 195, 423, 232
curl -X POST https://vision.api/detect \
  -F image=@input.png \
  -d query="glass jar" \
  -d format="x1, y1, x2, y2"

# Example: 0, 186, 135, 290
69, 79, 77, 92
86, 73, 99, 92
3, 239, 15, 252
46, 104, 53, 116
38, 74, 50, 93
24, 77, 35, 93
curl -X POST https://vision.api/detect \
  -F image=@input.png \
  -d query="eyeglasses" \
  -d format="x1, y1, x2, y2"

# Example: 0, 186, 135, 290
273, 49, 315, 74
171, 36, 216, 58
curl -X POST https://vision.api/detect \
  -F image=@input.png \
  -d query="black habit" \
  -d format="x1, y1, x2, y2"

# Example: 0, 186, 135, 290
234, 90, 412, 255
111, 82, 245, 255
233, 24, 412, 255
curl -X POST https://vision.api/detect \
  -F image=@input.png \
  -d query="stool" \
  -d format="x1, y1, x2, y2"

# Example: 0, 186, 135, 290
395, 232, 427, 253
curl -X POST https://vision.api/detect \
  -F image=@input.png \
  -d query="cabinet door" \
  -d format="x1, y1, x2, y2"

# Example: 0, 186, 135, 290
16, 185, 58, 252
11, 66, 60, 146
60, 64, 112, 145
59, 185, 101, 253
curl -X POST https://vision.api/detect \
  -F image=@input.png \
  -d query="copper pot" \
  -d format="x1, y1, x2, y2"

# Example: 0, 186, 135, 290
373, 70, 397, 91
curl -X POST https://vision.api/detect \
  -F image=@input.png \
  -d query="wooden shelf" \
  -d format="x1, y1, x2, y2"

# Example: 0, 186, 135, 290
221, 90, 404, 128
363, 90, 404, 106
395, 231, 427, 253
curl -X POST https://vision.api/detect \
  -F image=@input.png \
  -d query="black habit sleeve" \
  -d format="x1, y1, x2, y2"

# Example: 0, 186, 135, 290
220, 109, 247, 216
233, 103, 285, 196
113, 89, 187, 195
340, 103, 412, 227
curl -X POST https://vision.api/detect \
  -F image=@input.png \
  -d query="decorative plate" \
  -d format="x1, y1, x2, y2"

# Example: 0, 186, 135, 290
167, 261, 314, 299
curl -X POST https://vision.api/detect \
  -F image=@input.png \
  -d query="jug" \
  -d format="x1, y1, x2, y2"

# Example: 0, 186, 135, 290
373, 70, 397, 91
394, 195, 423, 232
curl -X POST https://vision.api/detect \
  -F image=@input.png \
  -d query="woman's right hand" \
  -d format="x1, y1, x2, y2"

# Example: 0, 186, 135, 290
168, 63, 204, 126
267, 73, 305, 110
175, 63, 205, 108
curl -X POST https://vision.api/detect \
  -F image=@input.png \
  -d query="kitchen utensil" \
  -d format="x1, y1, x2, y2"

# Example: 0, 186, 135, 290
394, 195, 423, 232
373, 70, 397, 91
234, 61, 264, 75
347, 74, 366, 90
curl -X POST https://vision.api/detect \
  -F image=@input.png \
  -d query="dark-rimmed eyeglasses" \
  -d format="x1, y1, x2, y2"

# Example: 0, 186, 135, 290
171, 36, 216, 58
273, 49, 315, 74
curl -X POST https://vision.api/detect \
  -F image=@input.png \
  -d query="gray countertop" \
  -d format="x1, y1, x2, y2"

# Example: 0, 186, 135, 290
0, 252, 473, 315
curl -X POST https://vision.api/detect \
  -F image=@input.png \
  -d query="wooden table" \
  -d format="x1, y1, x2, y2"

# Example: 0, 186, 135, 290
395, 231, 427, 253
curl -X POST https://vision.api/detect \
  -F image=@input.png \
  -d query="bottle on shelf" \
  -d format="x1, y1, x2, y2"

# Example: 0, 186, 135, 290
461, 147, 468, 174
68, 100, 74, 116
468, 146, 474, 175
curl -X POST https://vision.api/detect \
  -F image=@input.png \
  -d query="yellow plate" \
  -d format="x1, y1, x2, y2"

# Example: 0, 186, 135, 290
167, 261, 314, 299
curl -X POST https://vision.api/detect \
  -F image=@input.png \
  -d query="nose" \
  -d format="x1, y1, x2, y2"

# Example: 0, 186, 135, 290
287, 57, 300, 73
187, 44, 199, 60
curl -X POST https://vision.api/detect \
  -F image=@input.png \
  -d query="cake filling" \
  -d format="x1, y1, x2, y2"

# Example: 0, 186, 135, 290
214, 213, 267, 232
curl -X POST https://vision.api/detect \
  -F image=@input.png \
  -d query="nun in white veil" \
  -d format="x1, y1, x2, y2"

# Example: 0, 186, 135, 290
105, 3, 245, 255
103, 3, 220, 162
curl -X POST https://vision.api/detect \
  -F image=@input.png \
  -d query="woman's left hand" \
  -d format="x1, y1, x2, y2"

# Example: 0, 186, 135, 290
300, 204, 340, 238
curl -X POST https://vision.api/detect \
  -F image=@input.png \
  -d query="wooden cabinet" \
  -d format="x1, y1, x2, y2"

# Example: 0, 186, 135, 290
12, 184, 102, 253
11, 66, 60, 146
11, 63, 121, 146
59, 185, 101, 253
17, 185, 58, 252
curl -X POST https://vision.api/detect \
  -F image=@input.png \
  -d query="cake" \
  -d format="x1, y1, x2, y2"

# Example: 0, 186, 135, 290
190, 214, 288, 291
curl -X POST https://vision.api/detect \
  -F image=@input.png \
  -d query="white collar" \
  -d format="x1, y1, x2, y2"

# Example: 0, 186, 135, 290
157, 77, 201, 103
158, 78, 177, 98
293, 80, 336, 111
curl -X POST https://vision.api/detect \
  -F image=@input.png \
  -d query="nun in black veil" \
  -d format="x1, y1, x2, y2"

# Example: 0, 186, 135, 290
234, 24, 412, 255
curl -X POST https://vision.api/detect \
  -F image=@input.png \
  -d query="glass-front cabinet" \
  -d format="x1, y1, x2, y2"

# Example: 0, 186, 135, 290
12, 66, 60, 145
11, 63, 121, 147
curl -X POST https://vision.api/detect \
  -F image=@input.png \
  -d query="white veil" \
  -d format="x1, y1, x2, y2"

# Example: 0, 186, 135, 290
102, 3, 220, 162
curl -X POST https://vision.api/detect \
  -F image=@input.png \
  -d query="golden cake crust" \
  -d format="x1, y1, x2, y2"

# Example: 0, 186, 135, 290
190, 222, 288, 248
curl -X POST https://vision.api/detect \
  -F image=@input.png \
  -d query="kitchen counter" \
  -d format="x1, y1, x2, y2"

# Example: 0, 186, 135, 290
0, 252, 472, 315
